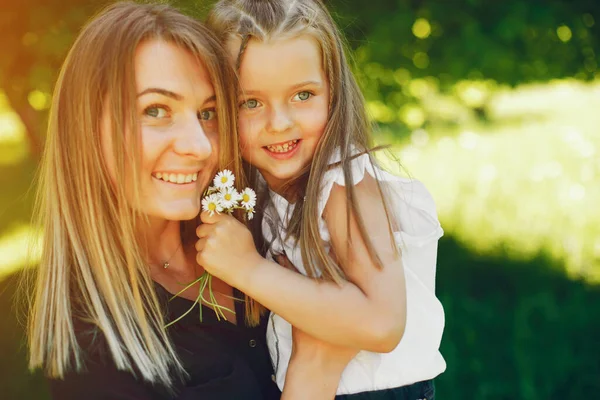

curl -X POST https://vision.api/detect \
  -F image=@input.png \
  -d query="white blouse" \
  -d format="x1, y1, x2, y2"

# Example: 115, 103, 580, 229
262, 149, 446, 395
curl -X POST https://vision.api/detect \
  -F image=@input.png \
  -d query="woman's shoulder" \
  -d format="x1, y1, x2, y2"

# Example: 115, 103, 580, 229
48, 318, 166, 399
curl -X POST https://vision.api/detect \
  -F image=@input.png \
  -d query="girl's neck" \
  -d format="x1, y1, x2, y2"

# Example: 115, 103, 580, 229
264, 173, 307, 204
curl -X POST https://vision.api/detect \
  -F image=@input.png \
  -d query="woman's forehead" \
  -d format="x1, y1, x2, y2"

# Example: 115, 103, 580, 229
134, 39, 215, 103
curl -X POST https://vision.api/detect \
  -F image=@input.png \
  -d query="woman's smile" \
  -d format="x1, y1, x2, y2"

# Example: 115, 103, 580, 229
152, 170, 200, 185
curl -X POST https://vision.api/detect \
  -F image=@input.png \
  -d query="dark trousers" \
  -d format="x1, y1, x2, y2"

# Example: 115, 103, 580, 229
335, 379, 435, 400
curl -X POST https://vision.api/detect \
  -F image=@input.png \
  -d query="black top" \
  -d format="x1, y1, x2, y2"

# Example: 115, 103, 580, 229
49, 285, 280, 400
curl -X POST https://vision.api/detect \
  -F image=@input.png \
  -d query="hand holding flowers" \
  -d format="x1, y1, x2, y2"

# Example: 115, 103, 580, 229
195, 210, 264, 289
165, 170, 258, 327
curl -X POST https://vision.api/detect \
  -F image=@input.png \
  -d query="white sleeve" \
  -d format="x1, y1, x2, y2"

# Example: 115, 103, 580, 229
317, 152, 443, 292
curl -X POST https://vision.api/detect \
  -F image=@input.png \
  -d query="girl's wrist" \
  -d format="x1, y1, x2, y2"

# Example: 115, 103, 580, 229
233, 253, 267, 291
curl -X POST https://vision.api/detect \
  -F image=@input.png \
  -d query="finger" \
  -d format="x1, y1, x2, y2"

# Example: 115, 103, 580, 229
195, 238, 207, 252
196, 251, 205, 267
196, 222, 216, 238
200, 210, 223, 224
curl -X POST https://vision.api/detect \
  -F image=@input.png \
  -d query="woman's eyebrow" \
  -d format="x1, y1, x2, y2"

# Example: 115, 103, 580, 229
202, 94, 217, 105
137, 87, 184, 100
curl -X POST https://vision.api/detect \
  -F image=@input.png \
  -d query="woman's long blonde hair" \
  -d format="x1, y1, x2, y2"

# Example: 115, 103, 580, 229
207, 0, 397, 283
28, 1, 256, 388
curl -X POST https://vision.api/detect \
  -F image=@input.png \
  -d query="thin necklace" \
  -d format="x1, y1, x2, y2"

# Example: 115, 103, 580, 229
162, 242, 183, 269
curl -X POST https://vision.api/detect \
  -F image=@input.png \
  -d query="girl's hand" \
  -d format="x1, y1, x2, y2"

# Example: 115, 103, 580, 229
195, 211, 263, 287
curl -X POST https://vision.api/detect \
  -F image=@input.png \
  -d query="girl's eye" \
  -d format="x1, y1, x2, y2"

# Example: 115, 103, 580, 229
144, 105, 169, 118
241, 99, 261, 109
293, 91, 312, 101
199, 109, 217, 121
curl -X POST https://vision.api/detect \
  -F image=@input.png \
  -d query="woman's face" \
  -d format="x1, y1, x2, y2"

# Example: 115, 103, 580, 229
102, 39, 219, 221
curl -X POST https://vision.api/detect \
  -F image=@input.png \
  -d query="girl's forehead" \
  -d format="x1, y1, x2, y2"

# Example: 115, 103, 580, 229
237, 35, 325, 90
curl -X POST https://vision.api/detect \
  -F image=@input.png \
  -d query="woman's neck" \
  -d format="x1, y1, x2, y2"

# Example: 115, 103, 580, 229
142, 217, 188, 275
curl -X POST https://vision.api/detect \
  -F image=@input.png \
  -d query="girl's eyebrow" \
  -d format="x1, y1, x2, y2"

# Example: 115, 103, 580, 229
289, 80, 322, 90
239, 80, 322, 96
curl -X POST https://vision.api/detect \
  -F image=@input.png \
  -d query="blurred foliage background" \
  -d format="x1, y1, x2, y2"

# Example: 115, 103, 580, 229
1, 0, 599, 399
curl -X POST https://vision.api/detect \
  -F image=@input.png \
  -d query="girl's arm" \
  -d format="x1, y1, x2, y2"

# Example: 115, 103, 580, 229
196, 175, 406, 352
281, 326, 358, 400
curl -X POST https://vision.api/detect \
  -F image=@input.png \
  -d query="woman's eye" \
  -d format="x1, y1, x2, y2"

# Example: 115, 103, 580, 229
144, 105, 169, 118
199, 109, 217, 121
241, 99, 261, 109
293, 91, 312, 101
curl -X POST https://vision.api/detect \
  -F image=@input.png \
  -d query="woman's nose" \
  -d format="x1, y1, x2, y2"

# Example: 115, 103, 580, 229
172, 117, 213, 160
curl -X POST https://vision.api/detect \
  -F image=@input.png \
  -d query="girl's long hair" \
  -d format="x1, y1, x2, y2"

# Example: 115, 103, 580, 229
27, 1, 258, 389
207, 0, 397, 283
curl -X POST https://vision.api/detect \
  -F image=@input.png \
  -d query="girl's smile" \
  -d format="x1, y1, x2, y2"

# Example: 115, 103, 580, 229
263, 139, 302, 159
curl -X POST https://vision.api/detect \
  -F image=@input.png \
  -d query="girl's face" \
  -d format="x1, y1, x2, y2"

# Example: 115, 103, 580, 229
101, 39, 219, 221
232, 35, 330, 192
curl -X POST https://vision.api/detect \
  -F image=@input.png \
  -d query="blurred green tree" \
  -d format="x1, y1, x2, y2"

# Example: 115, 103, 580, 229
0, 0, 99, 155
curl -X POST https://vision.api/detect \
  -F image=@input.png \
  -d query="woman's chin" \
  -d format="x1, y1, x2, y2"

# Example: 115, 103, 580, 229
148, 203, 201, 222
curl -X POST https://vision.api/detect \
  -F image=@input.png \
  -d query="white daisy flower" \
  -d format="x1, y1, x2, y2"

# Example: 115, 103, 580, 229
247, 207, 255, 220
201, 193, 223, 216
213, 169, 235, 189
218, 187, 241, 209
204, 186, 219, 196
240, 188, 256, 210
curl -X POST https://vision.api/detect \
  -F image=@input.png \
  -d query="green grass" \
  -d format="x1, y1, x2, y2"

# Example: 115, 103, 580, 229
379, 79, 600, 283
435, 238, 599, 399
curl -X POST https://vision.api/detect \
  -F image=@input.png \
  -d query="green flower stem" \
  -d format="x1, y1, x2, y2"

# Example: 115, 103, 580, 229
164, 272, 235, 328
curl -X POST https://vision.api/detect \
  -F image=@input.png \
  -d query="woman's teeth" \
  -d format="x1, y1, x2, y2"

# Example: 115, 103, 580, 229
266, 139, 299, 153
154, 172, 198, 184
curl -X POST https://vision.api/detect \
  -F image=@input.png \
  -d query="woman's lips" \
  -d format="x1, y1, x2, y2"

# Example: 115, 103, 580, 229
152, 171, 199, 184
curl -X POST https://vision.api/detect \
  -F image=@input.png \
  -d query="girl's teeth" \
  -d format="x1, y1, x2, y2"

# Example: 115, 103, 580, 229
267, 140, 298, 153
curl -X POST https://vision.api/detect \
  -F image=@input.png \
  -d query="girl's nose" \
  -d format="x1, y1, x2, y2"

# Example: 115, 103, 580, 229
267, 105, 293, 134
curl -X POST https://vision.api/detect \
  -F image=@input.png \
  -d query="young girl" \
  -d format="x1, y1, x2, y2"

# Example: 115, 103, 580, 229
198, 0, 445, 398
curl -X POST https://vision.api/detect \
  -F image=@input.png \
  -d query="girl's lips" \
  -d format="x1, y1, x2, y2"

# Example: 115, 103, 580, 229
263, 139, 301, 160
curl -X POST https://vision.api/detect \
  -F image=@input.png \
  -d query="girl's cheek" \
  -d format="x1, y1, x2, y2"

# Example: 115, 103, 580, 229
239, 116, 260, 143
299, 106, 328, 135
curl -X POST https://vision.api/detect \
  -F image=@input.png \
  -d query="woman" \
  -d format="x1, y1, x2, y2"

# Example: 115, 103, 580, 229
27, 2, 353, 399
